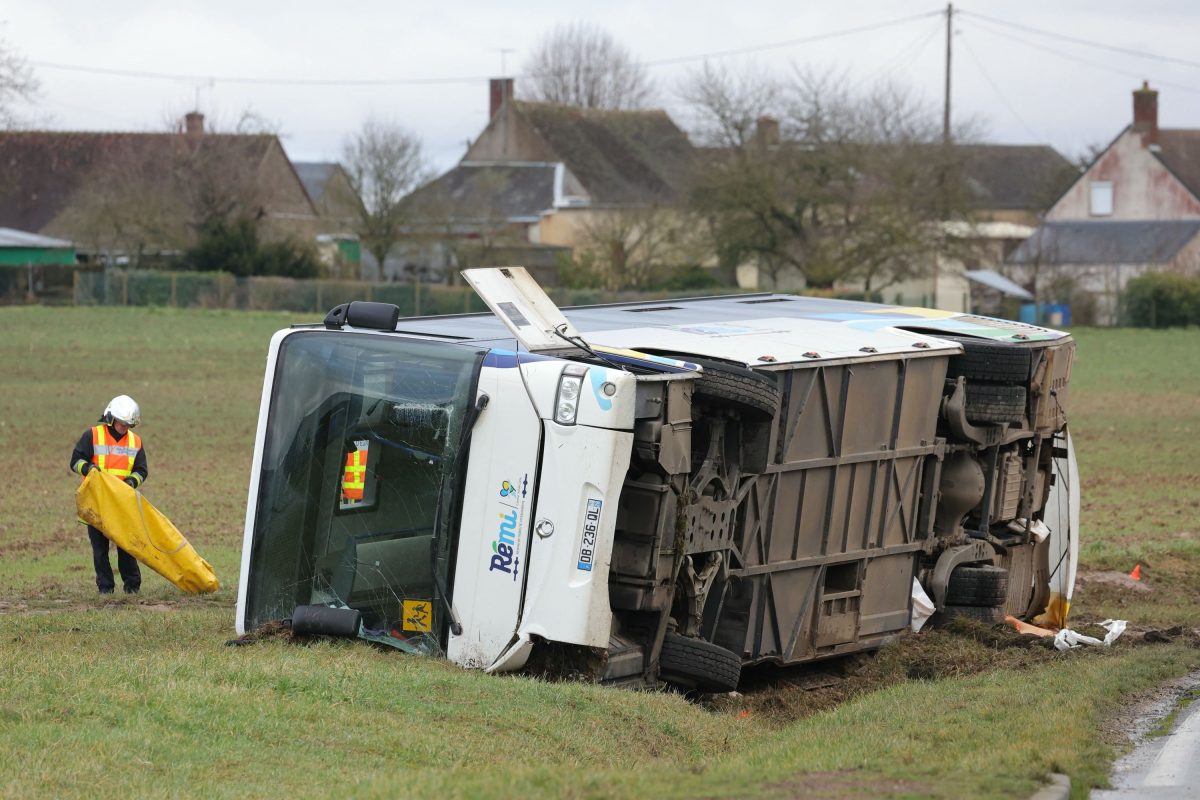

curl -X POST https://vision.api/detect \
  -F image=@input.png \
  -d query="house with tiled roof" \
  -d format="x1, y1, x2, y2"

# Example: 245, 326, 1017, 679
957, 144, 1078, 227
0, 113, 326, 266
397, 79, 700, 286
293, 161, 364, 228
1008, 83, 1200, 324
293, 161, 367, 278
837, 141, 1075, 312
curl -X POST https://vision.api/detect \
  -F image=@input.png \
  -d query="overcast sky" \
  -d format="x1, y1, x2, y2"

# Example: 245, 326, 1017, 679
3, 0, 1199, 172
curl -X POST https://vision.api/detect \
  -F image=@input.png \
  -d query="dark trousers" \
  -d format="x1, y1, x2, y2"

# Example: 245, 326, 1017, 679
87, 526, 141, 593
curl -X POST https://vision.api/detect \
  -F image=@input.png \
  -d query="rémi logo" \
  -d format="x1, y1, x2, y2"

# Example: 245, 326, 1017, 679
489, 509, 518, 575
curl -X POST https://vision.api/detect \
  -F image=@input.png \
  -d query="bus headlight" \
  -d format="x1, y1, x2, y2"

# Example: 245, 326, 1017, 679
554, 366, 587, 425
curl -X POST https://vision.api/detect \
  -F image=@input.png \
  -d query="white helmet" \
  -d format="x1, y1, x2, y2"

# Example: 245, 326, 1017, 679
103, 395, 141, 427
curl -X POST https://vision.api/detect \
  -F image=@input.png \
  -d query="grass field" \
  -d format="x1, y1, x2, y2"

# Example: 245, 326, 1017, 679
1, 306, 1198, 799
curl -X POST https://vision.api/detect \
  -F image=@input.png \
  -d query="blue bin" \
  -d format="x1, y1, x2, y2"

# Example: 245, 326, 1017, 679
1018, 303, 1071, 327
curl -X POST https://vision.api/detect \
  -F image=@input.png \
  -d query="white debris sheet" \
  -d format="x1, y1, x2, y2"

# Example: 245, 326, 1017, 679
1053, 619, 1127, 650
910, 578, 936, 632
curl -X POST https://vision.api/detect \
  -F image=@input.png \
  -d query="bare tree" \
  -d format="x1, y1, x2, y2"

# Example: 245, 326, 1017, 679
342, 118, 430, 275
571, 205, 705, 290
54, 142, 190, 268
680, 61, 779, 148
522, 22, 653, 110
155, 107, 281, 232
56, 111, 299, 270
418, 169, 523, 284
0, 33, 39, 128
683, 64, 977, 290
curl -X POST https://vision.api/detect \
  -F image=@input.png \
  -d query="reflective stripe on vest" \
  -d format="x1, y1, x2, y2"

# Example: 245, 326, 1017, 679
91, 425, 141, 479
342, 442, 368, 502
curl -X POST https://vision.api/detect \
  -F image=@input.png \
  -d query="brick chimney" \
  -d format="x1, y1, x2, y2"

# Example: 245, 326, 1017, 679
754, 116, 780, 148
1133, 81, 1158, 146
184, 111, 205, 140
489, 78, 514, 119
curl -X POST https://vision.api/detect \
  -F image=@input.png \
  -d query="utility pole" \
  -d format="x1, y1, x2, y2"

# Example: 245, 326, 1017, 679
497, 48, 514, 80
943, 3, 953, 144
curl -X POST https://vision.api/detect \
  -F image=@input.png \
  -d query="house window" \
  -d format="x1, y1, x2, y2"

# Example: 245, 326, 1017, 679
1090, 181, 1113, 216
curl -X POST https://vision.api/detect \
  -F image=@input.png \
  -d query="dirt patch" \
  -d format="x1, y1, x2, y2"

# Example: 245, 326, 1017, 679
520, 640, 608, 683
224, 619, 364, 648
225, 619, 296, 645
136, 602, 177, 612
763, 769, 931, 799
1076, 569, 1153, 593
0, 598, 86, 616
0, 595, 209, 616
0, 527, 83, 559
1095, 667, 1200, 750
707, 619, 1200, 727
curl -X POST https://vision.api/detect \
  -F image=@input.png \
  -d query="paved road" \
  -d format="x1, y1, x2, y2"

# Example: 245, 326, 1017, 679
1092, 685, 1200, 799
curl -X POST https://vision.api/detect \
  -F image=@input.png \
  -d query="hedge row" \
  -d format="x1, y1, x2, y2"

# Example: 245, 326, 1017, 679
1123, 272, 1200, 328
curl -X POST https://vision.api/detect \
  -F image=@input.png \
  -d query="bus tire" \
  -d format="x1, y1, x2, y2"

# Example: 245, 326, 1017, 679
942, 336, 1034, 383
944, 565, 1009, 607
659, 632, 742, 693
964, 384, 1026, 424
686, 357, 781, 421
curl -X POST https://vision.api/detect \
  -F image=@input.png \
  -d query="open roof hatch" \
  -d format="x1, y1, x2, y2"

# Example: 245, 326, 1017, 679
461, 266, 581, 354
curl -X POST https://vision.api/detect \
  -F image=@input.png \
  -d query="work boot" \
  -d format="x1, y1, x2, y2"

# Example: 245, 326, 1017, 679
98, 587, 114, 595
123, 586, 139, 595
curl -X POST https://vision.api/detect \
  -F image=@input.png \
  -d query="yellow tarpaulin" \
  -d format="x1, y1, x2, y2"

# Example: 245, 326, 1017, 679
76, 470, 219, 594
1033, 593, 1071, 630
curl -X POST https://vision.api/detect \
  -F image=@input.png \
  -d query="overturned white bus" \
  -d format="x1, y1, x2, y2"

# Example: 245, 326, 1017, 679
236, 267, 1077, 691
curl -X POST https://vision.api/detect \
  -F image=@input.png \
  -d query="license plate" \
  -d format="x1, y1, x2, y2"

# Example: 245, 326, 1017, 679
577, 498, 602, 571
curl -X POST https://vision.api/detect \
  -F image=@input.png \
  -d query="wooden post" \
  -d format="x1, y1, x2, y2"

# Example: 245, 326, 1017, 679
170, 273, 178, 307
122, 270, 129, 306
73, 269, 79, 306
414, 277, 421, 316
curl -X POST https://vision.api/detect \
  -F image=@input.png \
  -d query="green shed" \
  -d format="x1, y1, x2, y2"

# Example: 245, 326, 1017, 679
0, 228, 78, 303
0, 228, 76, 266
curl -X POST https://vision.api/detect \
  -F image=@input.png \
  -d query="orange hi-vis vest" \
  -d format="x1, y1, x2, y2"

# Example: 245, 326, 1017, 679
342, 441, 368, 503
91, 424, 142, 480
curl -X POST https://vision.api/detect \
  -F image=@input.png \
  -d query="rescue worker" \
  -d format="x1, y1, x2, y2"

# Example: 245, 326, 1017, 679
69, 395, 147, 595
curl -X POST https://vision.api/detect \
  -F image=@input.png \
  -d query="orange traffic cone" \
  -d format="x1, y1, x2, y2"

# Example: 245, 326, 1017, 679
1129, 564, 1142, 581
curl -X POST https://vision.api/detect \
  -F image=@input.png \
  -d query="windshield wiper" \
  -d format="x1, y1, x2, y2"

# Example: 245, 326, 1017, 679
428, 392, 490, 637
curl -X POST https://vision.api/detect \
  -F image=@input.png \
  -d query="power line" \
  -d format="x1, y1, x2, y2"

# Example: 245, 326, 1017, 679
962, 17, 1200, 97
957, 30, 1043, 142
961, 10, 1200, 71
854, 15, 943, 91
637, 11, 942, 68
27, 60, 489, 87
29, 11, 942, 88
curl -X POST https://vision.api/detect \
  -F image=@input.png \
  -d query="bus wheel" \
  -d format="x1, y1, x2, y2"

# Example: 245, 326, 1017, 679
659, 632, 742, 693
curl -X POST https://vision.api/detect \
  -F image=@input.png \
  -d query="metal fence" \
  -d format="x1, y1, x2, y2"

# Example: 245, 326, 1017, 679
72, 269, 492, 316
66, 269, 756, 315
0, 264, 77, 304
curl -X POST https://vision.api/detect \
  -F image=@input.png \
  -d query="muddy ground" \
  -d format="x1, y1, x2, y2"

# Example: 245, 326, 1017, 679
7, 567, 1197, 729
209, 567, 1200, 727
708, 569, 1199, 726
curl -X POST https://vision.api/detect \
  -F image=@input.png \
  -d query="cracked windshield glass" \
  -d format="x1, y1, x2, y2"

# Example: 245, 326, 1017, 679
244, 331, 485, 653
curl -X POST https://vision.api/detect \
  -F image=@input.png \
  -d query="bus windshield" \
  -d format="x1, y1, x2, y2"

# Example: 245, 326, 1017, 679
243, 330, 485, 652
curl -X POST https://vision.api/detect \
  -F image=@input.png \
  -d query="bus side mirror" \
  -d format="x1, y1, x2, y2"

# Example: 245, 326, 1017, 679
324, 301, 401, 331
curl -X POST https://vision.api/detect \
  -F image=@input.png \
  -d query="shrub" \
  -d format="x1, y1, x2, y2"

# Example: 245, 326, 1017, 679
654, 264, 721, 292
1123, 272, 1200, 328
186, 218, 319, 279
